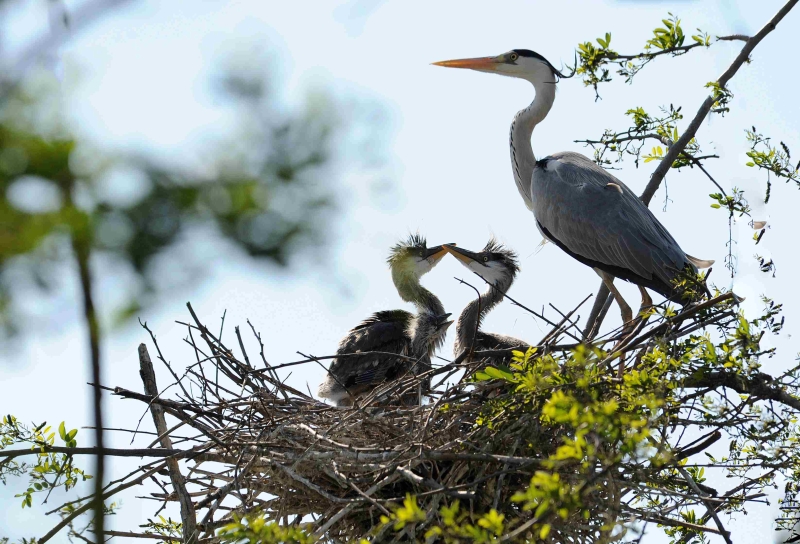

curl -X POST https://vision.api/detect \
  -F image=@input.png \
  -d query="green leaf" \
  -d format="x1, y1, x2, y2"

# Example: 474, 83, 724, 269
482, 366, 514, 381
58, 421, 66, 441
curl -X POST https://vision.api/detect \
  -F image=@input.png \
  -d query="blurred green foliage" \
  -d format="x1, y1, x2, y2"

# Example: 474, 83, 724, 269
0, 61, 384, 337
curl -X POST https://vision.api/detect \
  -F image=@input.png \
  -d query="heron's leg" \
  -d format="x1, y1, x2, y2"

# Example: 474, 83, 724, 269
638, 286, 653, 316
594, 270, 633, 328
594, 270, 635, 378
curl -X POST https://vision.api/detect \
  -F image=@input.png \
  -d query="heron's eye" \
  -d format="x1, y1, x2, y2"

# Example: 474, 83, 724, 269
510, 53, 518, 62
483, 256, 489, 262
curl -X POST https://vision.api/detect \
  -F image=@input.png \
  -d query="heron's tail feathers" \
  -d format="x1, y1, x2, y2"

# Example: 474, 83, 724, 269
686, 254, 715, 269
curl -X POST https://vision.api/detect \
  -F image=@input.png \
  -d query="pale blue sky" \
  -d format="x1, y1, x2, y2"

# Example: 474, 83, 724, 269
1, 0, 799, 541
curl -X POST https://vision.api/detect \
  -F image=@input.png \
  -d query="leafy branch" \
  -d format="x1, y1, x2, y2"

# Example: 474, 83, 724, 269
0, 415, 89, 509
576, 14, 715, 98
576, 105, 705, 170
745, 127, 800, 203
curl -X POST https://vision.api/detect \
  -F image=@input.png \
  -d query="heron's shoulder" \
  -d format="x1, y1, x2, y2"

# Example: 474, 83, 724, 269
548, 151, 613, 174
548, 151, 594, 163
538, 151, 633, 189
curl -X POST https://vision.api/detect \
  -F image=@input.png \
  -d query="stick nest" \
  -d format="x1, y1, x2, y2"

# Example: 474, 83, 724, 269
113, 292, 754, 542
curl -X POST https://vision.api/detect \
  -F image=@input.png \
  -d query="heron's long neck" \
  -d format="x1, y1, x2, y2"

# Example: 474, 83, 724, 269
455, 275, 513, 356
395, 276, 444, 317
509, 80, 556, 209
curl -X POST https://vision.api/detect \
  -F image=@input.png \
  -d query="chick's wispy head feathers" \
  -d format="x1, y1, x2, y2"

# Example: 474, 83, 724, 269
482, 238, 520, 276
387, 233, 427, 266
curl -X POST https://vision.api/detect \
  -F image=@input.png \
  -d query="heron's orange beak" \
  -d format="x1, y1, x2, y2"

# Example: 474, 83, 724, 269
432, 56, 501, 71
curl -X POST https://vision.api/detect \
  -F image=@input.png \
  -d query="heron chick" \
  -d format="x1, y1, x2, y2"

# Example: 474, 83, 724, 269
434, 50, 713, 334
318, 234, 451, 407
445, 240, 528, 364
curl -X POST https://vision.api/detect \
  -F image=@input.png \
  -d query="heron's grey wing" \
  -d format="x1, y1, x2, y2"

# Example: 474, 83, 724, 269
531, 152, 690, 294
328, 310, 413, 390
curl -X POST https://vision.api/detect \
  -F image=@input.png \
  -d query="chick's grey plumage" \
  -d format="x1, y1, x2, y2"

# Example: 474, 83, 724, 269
407, 311, 453, 395
446, 240, 528, 362
327, 309, 414, 397
318, 235, 448, 406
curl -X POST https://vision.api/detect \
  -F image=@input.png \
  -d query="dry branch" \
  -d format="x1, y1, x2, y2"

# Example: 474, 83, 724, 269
139, 343, 198, 543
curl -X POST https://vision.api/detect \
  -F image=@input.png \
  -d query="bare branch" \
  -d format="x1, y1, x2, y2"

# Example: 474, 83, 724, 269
139, 343, 198, 543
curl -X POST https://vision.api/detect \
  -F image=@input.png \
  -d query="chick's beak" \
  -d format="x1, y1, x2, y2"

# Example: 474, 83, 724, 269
436, 313, 454, 330
432, 56, 502, 72
424, 244, 451, 261
443, 244, 481, 265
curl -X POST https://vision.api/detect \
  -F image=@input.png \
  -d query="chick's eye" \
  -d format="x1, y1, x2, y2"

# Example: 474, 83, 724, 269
483, 256, 489, 262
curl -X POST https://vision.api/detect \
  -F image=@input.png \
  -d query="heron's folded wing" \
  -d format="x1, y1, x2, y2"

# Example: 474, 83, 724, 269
532, 152, 688, 288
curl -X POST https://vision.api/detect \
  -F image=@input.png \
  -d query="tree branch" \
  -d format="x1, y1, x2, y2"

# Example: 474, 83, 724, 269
395, 465, 475, 500
717, 34, 751, 42
70, 219, 105, 543
678, 466, 732, 544
0, 445, 205, 461
139, 344, 198, 543
684, 371, 800, 412
582, 284, 611, 340
609, 43, 707, 62
103, 531, 177, 541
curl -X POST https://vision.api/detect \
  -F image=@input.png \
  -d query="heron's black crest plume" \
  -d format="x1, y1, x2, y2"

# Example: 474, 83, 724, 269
511, 49, 576, 81
512, 49, 550, 62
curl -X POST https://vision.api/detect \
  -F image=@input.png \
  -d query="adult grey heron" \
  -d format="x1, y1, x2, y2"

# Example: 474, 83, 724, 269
433, 50, 713, 331
444, 240, 528, 363
318, 234, 452, 406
